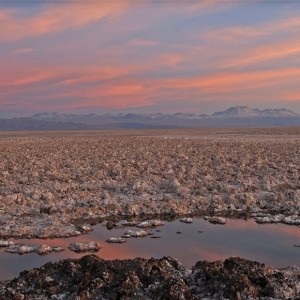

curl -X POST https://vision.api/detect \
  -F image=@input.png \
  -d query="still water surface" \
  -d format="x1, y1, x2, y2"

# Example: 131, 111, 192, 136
0, 218, 299, 281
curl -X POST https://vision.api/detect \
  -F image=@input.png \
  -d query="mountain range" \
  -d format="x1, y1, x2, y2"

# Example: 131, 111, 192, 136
0, 106, 299, 131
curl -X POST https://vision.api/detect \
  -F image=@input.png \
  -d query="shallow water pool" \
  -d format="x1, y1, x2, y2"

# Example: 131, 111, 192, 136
0, 218, 299, 281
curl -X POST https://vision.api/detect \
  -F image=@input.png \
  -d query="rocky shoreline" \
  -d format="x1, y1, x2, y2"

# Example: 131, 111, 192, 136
0, 255, 299, 299
0, 134, 299, 239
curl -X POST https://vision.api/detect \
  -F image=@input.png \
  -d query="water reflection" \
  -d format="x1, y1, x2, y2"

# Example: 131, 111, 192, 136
0, 218, 299, 281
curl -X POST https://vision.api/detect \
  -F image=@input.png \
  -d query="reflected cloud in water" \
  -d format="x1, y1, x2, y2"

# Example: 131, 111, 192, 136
0, 218, 299, 281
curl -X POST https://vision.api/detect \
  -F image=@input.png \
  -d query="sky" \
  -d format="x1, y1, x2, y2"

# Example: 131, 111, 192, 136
0, 0, 300, 117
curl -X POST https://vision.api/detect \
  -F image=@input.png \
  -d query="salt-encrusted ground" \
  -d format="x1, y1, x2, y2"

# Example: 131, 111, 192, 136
0, 129, 299, 238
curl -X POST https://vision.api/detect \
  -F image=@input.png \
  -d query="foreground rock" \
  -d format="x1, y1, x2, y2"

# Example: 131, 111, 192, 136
136, 220, 165, 228
0, 133, 299, 238
188, 257, 300, 299
0, 255, 191, 300
0, 255, 299, 300
179, 217, 193, 223
106, 237, 126, 243
68, 241, 100, 253
122, 229, 150, 238
5, 244, 64, 255
0, 240, 15, 247
204, 216, 226, 225
254, 213, 300, 225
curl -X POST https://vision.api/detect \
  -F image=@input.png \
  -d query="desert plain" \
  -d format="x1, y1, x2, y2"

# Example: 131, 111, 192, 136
0, 128, 299, 239
0, 128, 299, 299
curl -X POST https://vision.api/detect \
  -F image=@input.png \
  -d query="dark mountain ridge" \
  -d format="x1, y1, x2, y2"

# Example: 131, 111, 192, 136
0, 106, 299, 130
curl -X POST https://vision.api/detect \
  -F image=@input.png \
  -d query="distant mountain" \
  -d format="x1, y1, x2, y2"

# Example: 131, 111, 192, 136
0, 118, 91, 131
259, 108, 299, 118
32, 106, 299, 122
0, 106, 299, 130
212, 106, 259, 118
212, 106, 299, 118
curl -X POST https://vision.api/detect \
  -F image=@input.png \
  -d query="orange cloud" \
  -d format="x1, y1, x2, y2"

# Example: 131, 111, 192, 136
159, 53, 184, 67
13, 48, 35, 55
60, 67, 133, 85
159, 68, 300, 94
223, 39, 300, 67
1, 65, 132, 88
281, 91, 300, 102
1, 55, 299, 112
0, 62, 152, 111
182, 0, 231, 14
12, 73, 56, 86
104, 84, 144, 96
0, 1, 131, 40
65, 93, 153, 110
130, 39, 158, 46
206, 15, 300, 42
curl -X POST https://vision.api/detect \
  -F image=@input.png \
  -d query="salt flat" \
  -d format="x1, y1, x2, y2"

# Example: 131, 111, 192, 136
0, 128, 299, 238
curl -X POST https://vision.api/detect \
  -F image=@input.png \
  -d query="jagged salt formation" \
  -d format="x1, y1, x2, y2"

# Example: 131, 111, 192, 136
0, 133, 299, 238
5, 244, 64, 255
68, 241, 100, 253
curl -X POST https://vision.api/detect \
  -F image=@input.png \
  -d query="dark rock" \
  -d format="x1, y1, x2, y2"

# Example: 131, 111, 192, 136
188, 257, 300, 299
0, 256, 299, 300
106, 221, 116, 230
0, 255, 192, 300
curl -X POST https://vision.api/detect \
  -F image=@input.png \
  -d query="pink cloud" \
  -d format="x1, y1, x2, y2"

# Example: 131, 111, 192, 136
130, 39, 158, 46
1, 62, 300, 112
13, 48, 35, 55
223, 39, 300, 67
159, 53, 184, 67
157, 68, 300, 95
205, 15, 300, 42
280, 91, 300, 102
0, 1, 131, 40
